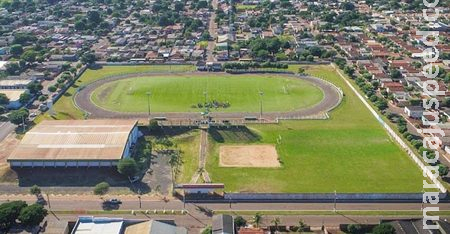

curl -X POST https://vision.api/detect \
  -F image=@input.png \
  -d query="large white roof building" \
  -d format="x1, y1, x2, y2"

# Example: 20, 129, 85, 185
8, 119, 140, 167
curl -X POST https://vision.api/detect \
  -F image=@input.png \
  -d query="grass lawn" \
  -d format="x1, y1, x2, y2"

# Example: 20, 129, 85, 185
172, 130, 201, 184
36, 65, 195, 122
236, 4, 258, 11
147, 127, 200, 184
91, 74, 324, 113
206, 65, 425, 193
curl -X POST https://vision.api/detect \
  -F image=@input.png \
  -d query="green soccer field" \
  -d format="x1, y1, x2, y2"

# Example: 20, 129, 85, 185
206, 65, 425, 193
91, 74, 324, 113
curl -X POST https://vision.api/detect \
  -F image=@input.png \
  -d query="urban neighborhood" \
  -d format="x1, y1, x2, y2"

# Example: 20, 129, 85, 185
0, 0, 449, 233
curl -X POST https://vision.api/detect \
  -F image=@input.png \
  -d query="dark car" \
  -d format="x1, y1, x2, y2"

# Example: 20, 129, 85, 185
106, 198, 122, 204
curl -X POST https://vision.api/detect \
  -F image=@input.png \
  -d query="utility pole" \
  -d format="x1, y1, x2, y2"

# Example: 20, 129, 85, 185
421, 188, 425, 210
138, 189, 142, 209
46, 193, 51, 209
204, 91, 208, 111
21, 115, 25, 133
259, 91, 264, 121
146, 91, 151, 122
333, 190, 337, 212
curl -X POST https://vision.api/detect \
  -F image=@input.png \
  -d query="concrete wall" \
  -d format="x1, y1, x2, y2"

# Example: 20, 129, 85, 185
10, 160, 116, 167
224, 193, 447, 200
123, 125, 140, 158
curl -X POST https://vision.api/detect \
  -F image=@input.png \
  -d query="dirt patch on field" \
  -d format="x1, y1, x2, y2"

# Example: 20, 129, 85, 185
219, 145, 280, 167
96, 82, 118, 103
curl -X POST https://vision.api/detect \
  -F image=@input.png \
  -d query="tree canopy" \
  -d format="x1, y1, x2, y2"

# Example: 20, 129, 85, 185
18, 204, 47, 227
117, 158, 138, 177
8, 108, 29, 125
93, 182, 110, 195
0, 201, 27, 231
0, 93, 9, 106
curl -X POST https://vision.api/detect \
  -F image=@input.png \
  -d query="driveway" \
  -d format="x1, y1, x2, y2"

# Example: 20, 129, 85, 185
0, 122, 15, 143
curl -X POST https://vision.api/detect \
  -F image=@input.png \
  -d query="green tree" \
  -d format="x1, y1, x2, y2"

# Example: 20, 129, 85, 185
234, 216, 247, 228
18, 204, 47, 227
19, 92, 31, 104
347, 224, 363, 234
5, 62, 20, 75
256, 50, 269, 60
252, 213, 263, 228
93, 182, 110, 195
38, 95, 48, 102
75, 20, 86, 31
201, 225, 212, 234
0, 93, 9, 106
9, 44, 23, 56
0, 201, 27, 230
81, 53, 96, 64
271, 217, 281, 231
438, 164, 449, 176
298, 219, 308, 232
26, 81, 43, 94
174, 1, 184, 11
29, 185, 41, 195
87, 10, 102, 25
148, 119, 159, 131
375, 99, 388, 110
344, 66, 355, 77
341, 2, 355, 10
390, 69, 402, 79
48, 85, 57, 92
117, 158, 138, 177
20, 50, 37, 63
443, 98, 450, 108
8, 108, 28, 125
372, 223, 395, 234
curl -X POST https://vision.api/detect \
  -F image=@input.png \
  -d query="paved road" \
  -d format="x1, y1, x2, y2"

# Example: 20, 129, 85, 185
1, 195, 449, 212
0, 122, 15, 142
206, 0, 218, 62
74, 72, 342, 121
3, 195, 449, 233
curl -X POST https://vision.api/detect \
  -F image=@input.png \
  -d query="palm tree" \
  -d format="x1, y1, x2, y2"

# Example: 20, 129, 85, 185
271, 217, 281, 231
252, 213, 263, 228
298, 219, 307, 232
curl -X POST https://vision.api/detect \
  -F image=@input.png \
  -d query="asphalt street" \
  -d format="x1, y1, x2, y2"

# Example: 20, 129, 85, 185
1, 195, 449, 212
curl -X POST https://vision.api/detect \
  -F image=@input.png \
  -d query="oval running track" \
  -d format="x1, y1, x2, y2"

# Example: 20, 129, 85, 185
73, 72, 343, 121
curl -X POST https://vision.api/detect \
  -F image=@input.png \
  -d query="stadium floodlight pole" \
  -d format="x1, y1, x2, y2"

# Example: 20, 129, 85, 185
259, 91, 264, 121
203, 91, 208, 113
146, 91, 152, 121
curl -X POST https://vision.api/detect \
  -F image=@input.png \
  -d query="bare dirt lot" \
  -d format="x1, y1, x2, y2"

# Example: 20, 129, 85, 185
219, 145, 280, 168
